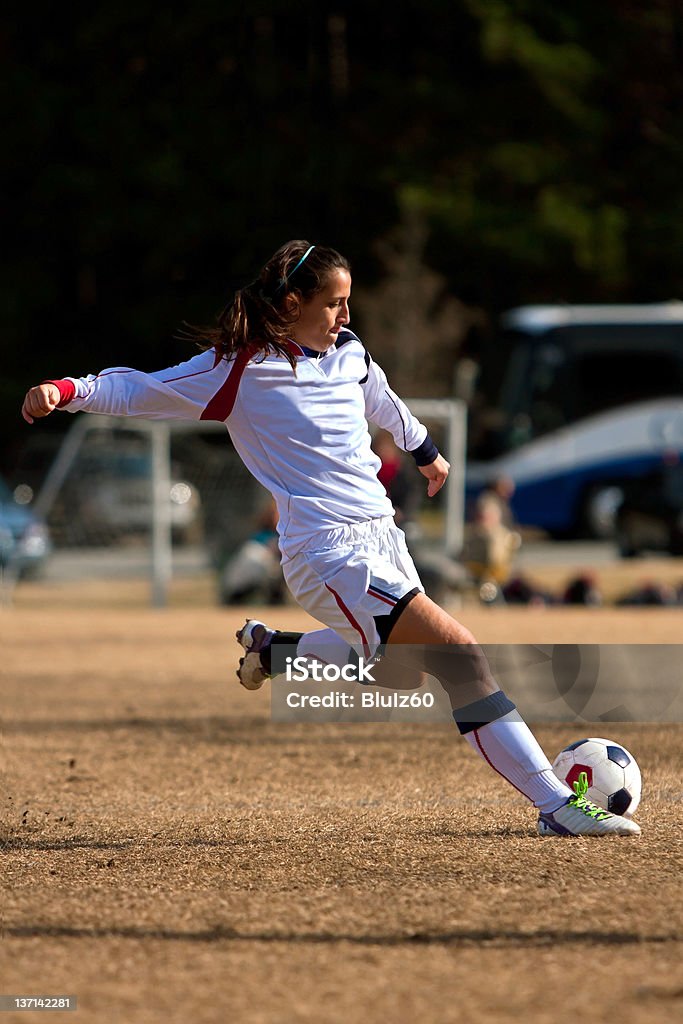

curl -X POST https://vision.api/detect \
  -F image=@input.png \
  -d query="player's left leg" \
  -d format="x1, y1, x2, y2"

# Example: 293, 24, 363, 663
383, 593, 642, 835
384, 592, 568, 812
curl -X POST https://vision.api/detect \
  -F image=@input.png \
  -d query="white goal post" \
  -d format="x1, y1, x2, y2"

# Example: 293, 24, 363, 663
401, 398, 467, 556
29, 399, 467, 607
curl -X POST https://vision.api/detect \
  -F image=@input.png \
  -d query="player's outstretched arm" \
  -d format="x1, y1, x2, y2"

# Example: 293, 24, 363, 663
21, 383, 61, 424
418, 453, 450, 497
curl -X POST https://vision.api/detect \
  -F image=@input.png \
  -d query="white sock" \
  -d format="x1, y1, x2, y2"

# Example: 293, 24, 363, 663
464, 710, 572, 813
297, 628, 354, 667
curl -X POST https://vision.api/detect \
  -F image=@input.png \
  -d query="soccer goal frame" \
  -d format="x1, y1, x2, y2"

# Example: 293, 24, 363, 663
25, 399, 466, 607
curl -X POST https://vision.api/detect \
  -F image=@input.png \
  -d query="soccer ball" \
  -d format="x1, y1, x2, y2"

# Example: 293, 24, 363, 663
551, 737, 642, 817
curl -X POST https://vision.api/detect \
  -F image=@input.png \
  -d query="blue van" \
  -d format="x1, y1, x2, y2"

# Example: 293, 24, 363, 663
466, 303, 683, 536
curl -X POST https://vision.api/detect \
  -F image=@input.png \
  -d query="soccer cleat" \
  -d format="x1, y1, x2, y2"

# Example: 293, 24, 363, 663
537, 772, 641, 836
235, 619, 276, 690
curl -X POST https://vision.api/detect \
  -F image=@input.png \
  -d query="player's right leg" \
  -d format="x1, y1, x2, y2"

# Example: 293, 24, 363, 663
235, 619, 279, 690
236, 613, 639, 836
236, 516, 427, 690
237, 617, 371, 690
236, 525, 640, 837
236, 620, 338, 691
236, 619, 423, 691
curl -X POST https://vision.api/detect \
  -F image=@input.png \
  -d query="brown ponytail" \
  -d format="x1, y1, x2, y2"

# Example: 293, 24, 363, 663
182, 240, 351, 369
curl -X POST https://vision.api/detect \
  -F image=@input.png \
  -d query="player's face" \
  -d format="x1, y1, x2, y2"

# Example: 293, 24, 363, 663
290, 269, 351, 352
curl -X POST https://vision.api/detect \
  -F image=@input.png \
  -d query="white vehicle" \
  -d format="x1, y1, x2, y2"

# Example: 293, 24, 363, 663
467, 303, 683, 535
74, 444, 201, 544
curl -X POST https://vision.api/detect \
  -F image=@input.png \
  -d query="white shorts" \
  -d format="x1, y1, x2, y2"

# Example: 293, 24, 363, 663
281, 516, 423, 657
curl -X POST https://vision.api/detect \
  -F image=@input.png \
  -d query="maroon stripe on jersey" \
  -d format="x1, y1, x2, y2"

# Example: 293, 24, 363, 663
162, 359, 224, 385
199, 347, 251, 421
284, 339, 305, 357
324, 583, 371, 659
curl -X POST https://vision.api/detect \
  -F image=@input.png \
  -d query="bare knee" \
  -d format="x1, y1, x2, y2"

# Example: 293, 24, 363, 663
371, 655, 426, 690
385, 592, 496, 704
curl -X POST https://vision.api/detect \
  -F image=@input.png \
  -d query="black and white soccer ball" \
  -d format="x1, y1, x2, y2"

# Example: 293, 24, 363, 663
551, 737, 642, 817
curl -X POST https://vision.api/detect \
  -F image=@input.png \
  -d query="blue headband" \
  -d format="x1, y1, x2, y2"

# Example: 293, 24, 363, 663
274, 245, 315, 294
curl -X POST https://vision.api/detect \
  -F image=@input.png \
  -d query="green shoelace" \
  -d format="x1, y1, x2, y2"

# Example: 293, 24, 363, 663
568, 771, 611, 820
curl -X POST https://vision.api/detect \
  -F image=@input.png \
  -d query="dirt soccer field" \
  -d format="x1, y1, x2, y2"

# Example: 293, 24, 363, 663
2, 585, 682, 1024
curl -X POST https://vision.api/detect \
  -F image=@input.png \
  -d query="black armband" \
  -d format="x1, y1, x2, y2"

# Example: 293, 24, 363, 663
409, 433, 439, 467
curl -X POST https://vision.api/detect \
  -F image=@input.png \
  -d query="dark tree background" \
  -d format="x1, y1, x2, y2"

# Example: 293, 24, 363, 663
3, 0, 683, 469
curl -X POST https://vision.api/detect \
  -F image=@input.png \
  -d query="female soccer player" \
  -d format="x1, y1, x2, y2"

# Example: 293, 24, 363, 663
21, 240, 639, 836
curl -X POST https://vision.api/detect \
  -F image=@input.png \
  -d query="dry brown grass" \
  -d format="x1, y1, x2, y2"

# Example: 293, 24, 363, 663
1, 588, 682, 1024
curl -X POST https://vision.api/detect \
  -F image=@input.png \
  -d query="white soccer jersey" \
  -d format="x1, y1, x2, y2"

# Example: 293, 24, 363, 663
57, 329, 432, 552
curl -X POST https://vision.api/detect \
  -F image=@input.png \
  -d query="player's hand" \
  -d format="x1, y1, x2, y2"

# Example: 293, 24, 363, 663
419, 453, 450, 497
21, 383, 61, 424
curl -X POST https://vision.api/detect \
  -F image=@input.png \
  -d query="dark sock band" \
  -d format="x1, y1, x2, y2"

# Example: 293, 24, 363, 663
453, 690, 517, 735
264, 631, 303, 675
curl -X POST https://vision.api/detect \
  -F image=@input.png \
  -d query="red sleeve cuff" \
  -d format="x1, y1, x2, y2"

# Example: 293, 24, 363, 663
44, 379, 76, 407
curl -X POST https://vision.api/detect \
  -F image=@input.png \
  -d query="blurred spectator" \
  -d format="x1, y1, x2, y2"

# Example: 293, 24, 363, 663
485, 475, 518, 529
615, 581, 679, 606
500, 574, 556, 606
374, 432, 422, 542
374, 431, 469, 604
562, 573, 604, 606
461, 486, 521, 585
218, 498, 285, 606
